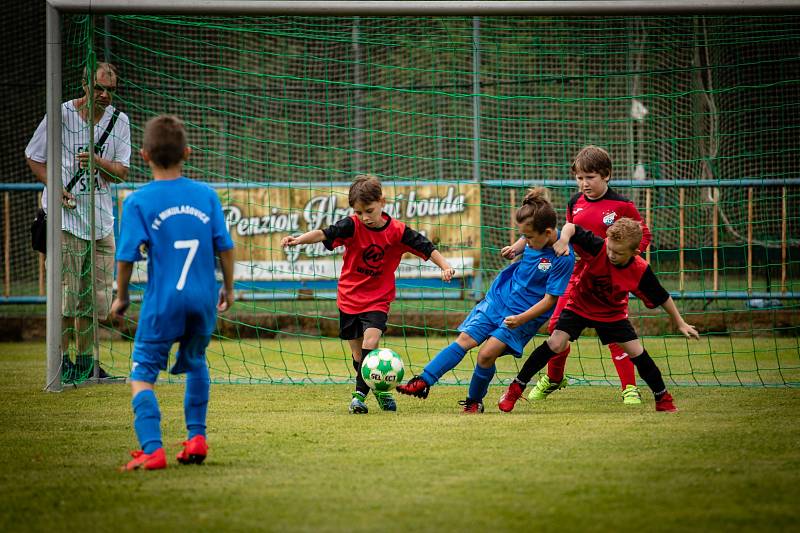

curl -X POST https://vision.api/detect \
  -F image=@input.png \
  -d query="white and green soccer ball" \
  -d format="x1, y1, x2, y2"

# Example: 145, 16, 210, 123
360, 348, 405, 392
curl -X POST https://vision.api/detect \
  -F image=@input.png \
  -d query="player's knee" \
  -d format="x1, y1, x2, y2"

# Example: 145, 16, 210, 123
547, 336, 569, 354
130, 379, 155, 398
476, 350, 497, 368
362, 340, 380, 351
362, 327, 383, 348
456, 332, 479, 351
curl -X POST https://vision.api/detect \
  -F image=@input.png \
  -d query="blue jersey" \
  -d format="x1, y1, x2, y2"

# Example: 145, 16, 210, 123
116, 177, 234, 342
485, 242, 574, 316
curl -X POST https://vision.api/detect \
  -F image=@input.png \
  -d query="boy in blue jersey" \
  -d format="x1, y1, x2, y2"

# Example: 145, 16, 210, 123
111, 115, 235, 471
397, 189, 574, 412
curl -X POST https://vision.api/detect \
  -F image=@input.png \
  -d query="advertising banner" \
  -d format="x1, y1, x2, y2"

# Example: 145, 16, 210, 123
122, 182, 480, 284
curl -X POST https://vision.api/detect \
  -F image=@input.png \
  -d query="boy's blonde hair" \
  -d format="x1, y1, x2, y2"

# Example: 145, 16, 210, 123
571, 145, 612, 177
515, 187, 557, 233
348, 174, 383, 207
607, 218, 643, 251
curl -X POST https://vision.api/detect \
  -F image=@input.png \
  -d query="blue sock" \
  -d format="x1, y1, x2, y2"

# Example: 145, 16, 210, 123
468, 364, 496, 402
132, 389, 162, 454
184, 364, 210, 439
421, 342, 468, 386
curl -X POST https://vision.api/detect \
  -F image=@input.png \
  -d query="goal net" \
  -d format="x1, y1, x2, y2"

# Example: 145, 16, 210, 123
18, 14, 800, 387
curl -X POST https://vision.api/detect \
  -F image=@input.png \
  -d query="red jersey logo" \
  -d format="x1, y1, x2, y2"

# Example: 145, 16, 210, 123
362, 244, 385, 268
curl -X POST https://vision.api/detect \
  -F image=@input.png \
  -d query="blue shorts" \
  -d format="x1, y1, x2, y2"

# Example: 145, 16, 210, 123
130, 333, 211, 383
458, 299, 548, 357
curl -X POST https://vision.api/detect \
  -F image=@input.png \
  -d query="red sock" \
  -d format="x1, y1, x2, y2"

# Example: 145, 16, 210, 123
547, 345, 569, 382
546, 296, 570, 382
609, 343, 636, 389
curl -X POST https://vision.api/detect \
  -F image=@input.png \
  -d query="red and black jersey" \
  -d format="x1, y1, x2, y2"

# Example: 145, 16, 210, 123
566, 187, 652, 253
322, 214, 434, 314
566, 225, 670, 322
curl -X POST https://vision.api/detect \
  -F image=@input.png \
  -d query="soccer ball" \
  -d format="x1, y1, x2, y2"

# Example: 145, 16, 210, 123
360, 348, 405, 392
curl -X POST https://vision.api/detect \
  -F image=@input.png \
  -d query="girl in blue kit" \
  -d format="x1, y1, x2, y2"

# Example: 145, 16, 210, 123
397, 188, 574, 412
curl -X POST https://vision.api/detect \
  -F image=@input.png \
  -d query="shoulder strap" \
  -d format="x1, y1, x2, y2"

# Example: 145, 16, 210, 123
65, 109, 121, 193
95, 109, 121, 151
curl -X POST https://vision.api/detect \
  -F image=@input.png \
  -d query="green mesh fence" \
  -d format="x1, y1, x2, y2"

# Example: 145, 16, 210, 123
8, 14, 800, 387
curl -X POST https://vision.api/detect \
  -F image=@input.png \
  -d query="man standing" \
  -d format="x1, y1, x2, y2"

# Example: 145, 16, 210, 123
25, 62, 131, 381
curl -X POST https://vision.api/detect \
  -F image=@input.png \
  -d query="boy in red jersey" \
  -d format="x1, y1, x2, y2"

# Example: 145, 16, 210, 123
281, 175, 455, 414
498, 218, 699, 413
502, 145, 652, 405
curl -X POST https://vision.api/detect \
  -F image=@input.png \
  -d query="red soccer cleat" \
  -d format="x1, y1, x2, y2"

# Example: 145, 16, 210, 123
396, 376, 430, 399
498, 381, 525, 413
458, 398, 484, 413
655, 393, 678, 412
177, 435, 208, 465
121, 447, 167, 471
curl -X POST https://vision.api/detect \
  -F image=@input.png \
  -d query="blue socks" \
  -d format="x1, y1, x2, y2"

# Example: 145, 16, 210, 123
132, 389, 162, 454
184, 364, 210, 439
131, 364, 209, 453
468, 364, 496, 402
421, 342, 468, 386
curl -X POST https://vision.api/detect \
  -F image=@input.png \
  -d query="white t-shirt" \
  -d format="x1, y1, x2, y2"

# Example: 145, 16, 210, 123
25, 101, 131, 240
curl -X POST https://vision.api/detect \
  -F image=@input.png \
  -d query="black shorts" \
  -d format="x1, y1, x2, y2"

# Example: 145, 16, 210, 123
555, 309, 638, 345
339, 310, 388, 340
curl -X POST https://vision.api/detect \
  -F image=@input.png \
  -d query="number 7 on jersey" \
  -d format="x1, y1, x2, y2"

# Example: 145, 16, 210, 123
174, 239, 199, 290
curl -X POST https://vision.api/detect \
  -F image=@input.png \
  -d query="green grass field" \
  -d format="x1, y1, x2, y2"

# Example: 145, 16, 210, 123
1, 341, 799, 532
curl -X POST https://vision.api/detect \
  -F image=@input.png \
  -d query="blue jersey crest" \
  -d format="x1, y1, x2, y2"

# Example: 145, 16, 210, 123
485, 243, 574, 316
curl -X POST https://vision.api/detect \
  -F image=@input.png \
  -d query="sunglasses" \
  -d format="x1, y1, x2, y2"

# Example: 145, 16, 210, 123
93, 84, 117, 95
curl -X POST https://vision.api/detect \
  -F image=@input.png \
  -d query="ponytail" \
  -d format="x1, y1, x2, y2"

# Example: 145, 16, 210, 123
515, 187, 557, 233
